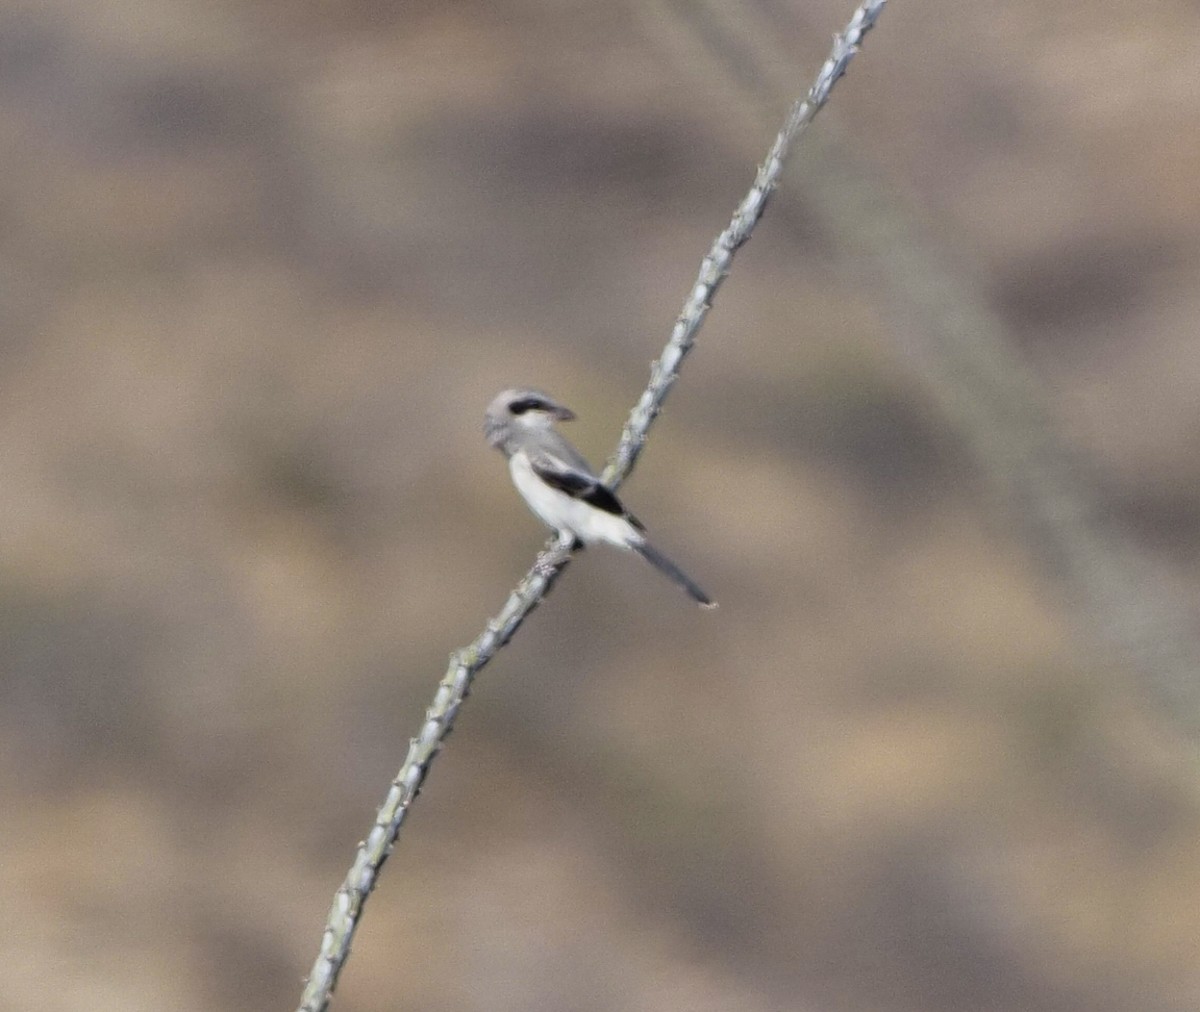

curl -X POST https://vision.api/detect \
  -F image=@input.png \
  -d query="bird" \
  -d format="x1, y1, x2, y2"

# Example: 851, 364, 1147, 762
484, 388, 716, 608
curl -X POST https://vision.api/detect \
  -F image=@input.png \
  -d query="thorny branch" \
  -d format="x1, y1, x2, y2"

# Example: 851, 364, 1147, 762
297, 3, 886, 1009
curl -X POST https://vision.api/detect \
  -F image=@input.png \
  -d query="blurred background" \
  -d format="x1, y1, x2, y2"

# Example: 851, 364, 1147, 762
3, 1, 1200, 1009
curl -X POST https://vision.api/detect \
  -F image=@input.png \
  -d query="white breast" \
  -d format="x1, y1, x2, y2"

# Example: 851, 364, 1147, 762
509, 453, 638, 548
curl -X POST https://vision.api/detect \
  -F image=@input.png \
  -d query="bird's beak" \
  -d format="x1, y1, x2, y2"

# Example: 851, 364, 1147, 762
552, 404, 575, 421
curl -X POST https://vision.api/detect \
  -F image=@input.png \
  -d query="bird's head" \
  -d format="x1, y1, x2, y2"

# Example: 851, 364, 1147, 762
484, 388, 575, 453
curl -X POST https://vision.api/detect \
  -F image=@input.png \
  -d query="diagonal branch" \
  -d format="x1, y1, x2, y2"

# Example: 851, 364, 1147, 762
296, 3, 885, 1009
650, 0, 1200, 733
603, 0, 886, 485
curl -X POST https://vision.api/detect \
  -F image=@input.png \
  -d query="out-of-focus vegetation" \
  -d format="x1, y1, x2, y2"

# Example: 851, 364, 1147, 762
3, 2, 1199, 1010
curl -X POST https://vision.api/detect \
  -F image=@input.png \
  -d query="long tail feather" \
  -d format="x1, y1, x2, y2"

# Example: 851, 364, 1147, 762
632, 540, 716, 608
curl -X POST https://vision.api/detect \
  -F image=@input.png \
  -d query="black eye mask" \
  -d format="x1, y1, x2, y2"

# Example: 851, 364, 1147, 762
509, 397, 551, 415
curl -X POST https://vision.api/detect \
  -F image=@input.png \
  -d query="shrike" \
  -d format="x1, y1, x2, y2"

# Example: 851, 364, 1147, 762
485, 388, 715, 608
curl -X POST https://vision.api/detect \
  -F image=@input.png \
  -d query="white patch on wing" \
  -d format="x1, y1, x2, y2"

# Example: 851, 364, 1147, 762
509, 452, 637, 548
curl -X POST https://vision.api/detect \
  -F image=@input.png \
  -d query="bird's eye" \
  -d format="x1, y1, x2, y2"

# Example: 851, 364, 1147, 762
509, 398, 547, 415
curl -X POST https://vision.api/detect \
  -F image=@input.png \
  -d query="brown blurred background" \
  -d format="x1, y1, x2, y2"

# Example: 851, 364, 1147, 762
4, 1, 1200, 1010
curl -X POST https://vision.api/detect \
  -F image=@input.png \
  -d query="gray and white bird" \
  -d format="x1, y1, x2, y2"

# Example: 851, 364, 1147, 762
485, 388, 715, 608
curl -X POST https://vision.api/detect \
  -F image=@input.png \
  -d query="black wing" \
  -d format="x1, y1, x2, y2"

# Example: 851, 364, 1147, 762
529, 454, 645, 531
